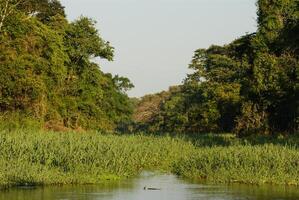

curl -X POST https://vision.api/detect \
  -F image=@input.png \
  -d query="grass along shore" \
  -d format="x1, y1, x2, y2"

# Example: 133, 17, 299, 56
0, 130, 298, 189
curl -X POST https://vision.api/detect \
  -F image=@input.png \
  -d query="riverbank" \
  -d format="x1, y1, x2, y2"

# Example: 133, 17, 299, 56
0, 130, 298, 188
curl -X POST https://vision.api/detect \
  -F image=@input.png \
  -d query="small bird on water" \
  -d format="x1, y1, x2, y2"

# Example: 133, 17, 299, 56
143, 186, 161, 190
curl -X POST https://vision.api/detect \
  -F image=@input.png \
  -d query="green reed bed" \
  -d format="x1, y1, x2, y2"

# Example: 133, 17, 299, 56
173, 144, 299, 185
0, 130, 298, 188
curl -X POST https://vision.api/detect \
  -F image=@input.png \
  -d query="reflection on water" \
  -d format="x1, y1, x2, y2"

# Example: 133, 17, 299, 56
1, 172, 299, 200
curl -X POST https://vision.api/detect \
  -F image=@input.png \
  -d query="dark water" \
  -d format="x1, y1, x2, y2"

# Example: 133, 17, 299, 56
1, 172, 299, 200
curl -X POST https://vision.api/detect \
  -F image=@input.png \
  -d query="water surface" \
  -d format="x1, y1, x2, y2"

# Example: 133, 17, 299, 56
1, 172, 299, 200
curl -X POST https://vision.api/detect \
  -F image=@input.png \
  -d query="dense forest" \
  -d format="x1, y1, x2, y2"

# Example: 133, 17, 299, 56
133, 0, 299, 136
0, 0, 134, 131
0, 0, 298, 136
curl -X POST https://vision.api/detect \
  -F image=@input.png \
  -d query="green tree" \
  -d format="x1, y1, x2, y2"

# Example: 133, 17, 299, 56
0, 0, 134, 131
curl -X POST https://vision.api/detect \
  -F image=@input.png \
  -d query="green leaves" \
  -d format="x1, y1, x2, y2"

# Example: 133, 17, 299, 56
0, 0, 133, 131
133, 0, 298, 135
65, 17, 114, 64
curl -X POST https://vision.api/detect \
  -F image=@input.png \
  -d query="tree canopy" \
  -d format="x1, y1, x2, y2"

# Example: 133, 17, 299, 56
132, 0, 298, 136
0, 0, 297, 135
0, 0, 134, 131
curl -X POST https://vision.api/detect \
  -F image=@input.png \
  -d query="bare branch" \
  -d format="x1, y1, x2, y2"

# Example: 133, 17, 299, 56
0, 0, 23, 32
0, 0, 10, 31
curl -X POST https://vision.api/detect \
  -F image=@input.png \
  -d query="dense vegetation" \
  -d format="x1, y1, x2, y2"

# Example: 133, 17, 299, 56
133, 0, 298, 136
0, 0, 134, 131
0, 130, 298, 188
1, 0, 297, 135
0, 0, 298, 190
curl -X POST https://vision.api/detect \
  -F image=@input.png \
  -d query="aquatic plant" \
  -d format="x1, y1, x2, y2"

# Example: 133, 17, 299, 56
0, 130, 298, 188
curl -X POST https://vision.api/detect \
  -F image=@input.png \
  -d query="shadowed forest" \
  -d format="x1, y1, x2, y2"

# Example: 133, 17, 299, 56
0, 0, 298, 189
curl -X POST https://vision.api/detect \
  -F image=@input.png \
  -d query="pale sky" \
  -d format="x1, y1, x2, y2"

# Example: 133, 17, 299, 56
60, 0, 257, 97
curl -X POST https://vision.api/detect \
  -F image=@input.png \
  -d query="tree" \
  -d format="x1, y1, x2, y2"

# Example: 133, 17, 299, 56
133, 0, 298, 135
0, 0, 134, 131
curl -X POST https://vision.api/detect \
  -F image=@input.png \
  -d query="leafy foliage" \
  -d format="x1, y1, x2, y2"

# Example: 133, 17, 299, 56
133, 0, 298, 136
0, 0, 133, 131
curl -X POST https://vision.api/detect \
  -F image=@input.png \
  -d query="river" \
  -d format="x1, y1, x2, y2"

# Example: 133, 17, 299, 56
1, 172, 298, 200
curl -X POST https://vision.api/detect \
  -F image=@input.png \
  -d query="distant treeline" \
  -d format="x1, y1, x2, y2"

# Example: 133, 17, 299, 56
0, 0, 134, 131
132, 0, 298, 136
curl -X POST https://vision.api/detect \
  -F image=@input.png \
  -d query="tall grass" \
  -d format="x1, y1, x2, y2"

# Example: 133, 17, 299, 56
0, 130, 298, 188
173, 145, 299, 185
